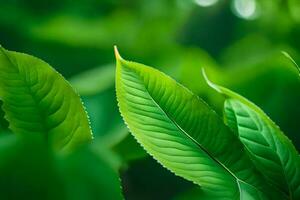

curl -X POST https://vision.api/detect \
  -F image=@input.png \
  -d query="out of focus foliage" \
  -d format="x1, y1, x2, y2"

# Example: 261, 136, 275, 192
1, 0, 300, 199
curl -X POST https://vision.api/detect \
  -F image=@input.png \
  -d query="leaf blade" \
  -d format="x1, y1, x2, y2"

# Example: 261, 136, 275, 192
0, 47, 93, 152
203, 69, 300, 199
115, 48, 278, 199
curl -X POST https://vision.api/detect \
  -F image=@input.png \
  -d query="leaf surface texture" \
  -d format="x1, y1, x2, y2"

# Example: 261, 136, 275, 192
203, 69, 300, 199
115, 49, 280, 199
0, 47, 93, 151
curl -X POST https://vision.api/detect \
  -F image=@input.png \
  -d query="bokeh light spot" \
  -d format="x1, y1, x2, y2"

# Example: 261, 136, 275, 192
194, 0, 219, 7
232, 0, 258, 20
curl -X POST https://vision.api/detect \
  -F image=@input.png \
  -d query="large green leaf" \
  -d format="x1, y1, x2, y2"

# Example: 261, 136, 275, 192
115, 47, 283, 199
203, 69, 300, 199
0, 46, 92, 152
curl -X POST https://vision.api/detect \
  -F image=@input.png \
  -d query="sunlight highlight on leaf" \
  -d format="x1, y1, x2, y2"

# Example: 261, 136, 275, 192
281, 51, 300, 74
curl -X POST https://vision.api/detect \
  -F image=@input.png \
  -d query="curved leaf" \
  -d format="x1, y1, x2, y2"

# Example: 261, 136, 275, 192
282, 51, 300, 75
203, 69, 300, 199
0, 46, 93, 152
115, 47, 281, 199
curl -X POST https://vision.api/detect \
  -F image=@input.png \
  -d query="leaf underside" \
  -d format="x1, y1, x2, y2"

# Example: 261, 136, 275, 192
0, 47, 93, 152
115, 50, 282, 199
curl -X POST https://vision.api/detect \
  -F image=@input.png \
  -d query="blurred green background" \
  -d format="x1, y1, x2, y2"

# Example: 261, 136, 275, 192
1, 0, 300, 199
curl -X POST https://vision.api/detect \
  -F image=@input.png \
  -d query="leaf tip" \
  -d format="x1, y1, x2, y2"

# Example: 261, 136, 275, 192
281, 50, 300, 73
114, 45, 123, 61
281, 51, 289, 58
201, 68, 221, 93
201, 68, 209, 82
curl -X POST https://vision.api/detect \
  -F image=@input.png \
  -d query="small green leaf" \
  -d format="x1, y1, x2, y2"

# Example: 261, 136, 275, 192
281, 51, 300, 75
0, 47, 93, 152
203, 69, 300, 199
115, 47, 282, 199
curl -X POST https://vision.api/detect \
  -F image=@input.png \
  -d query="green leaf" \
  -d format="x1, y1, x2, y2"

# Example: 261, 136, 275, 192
115, 47, 282, 199
282, 51, 300, 75
203, 69, 300, 199
0, 46, 93, 152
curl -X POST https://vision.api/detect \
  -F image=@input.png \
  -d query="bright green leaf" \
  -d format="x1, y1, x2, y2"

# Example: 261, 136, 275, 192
203, 69, 300, 199
0, 46, 93, 152
115, 47, 282, 199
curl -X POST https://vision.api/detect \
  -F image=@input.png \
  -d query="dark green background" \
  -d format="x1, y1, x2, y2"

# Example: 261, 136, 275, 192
1, 0, 300, 199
